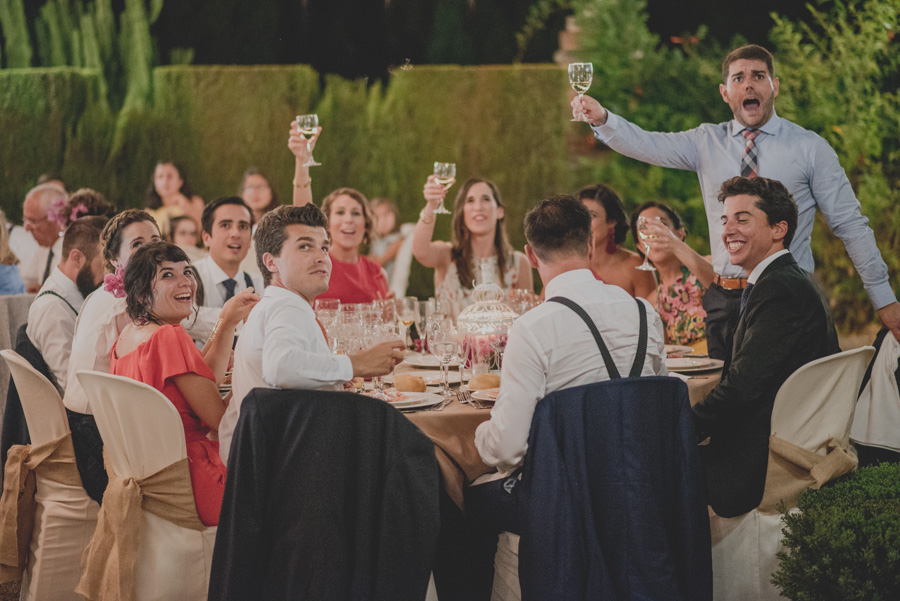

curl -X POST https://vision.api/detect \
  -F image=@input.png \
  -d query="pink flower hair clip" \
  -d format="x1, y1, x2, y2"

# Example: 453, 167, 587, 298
69, 203, 89, 223
102, 265, 126, 299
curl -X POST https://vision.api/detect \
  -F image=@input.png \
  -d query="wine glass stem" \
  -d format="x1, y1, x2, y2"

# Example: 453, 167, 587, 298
441, 360, 450, 396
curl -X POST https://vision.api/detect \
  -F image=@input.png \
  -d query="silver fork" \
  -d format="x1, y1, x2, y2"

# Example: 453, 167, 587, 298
459, 388, 489, 409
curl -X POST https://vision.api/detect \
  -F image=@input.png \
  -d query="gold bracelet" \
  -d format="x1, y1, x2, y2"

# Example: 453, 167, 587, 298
293, 178, 312, 189
419, 208, 436, 225
207, 318, 225, 346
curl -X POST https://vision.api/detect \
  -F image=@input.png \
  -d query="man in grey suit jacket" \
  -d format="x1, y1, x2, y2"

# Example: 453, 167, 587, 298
693, 176, 840, 518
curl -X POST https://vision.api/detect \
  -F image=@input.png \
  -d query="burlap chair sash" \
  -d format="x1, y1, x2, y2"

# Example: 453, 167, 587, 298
758, 435, 857, 514
0, 433, 81, 583
76, 457, 205, 601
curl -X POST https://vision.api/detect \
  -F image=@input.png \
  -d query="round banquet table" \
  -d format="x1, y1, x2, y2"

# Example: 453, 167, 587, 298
393, 359, 722, 509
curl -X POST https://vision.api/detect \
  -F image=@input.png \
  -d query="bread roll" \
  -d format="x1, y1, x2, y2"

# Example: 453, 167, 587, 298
393, 374, 427, 393
468, 373, 501, 391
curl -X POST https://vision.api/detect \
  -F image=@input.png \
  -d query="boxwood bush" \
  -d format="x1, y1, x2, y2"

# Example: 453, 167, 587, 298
772, 463, 900, 600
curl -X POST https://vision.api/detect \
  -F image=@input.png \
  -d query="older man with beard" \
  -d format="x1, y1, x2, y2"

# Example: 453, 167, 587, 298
26, 215, 108, 391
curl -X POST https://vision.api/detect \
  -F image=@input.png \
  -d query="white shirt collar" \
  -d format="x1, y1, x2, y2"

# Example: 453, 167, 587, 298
203, 255, 245, 285
263, 285, 314, 312
543, 268, 597, 299
747, 249, 790, 284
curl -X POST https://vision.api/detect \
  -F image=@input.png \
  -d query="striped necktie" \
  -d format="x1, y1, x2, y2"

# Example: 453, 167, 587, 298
741, 129, 759, 178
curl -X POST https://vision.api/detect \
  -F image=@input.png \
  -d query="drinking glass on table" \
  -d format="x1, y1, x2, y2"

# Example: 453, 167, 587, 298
429, 319, 458, 398
414, 300, 429, 353
397, 296, 417, 349
635, 216, 658, 272
314, 298, 341, 328
432, 162, 456, 214
371, 323, 401, 400
296, 114, 322, 167
568, 62, 593, 122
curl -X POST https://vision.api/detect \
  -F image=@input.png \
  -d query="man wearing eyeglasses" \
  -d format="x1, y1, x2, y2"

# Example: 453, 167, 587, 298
21, 183, 66, 293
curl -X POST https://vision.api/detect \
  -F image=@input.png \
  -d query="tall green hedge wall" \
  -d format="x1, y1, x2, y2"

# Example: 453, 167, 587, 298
0, 64, 568, 298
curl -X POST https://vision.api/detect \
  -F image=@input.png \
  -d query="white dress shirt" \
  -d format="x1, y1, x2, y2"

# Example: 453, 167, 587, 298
19, 236, 62, 291
474, 269, 668, 472
7, 225, 39, 268
192, 256, 264, 308
222, 285, 353, 464
63, 288, 221, 414
26, 266, 84, 391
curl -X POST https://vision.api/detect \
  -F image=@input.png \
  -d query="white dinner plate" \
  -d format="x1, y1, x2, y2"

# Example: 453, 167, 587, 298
471, 388, 500, 403
666, 358, 724, 373
665, 344, 695, 356
386, 370, 461, 386
385, 392, 444, 410
402, 353, 459, 369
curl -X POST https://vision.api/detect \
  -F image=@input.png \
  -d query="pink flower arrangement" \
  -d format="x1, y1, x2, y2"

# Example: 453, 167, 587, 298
69, 203, 88, 224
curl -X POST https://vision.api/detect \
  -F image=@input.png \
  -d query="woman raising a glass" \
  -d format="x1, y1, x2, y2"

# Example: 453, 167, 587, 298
413, 175, 533, 313
631, 201, 714, 349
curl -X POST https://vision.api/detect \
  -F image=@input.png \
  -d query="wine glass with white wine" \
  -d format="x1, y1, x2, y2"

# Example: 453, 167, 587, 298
635, 216, 657, 272
432, 162, 457, 215
568, 63, 593, 122
296, 114, 322, 167
398, 296, 418, 350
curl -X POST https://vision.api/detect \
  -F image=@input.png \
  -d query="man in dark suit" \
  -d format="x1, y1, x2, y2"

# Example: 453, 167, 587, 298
693, 176, 840, 518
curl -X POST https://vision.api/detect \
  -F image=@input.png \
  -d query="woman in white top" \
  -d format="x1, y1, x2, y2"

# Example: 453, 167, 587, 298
414, 176, 533, 312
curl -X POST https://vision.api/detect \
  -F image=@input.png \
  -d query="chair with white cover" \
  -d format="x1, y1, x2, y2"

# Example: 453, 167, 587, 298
0, 349, 99, 601
76, 370, 216, 601
710, 346, 875, 601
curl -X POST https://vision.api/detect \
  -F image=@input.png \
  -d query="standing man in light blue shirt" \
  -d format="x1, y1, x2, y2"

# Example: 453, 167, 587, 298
572, 44, 900, 359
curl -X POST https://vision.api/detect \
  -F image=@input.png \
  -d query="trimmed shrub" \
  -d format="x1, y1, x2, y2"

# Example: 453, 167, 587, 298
772, 463, 900, 600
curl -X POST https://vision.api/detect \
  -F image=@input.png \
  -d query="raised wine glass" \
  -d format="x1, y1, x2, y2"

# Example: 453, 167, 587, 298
432, 162, 457, 215
635, 215, 657, 272
568, 63, 593, 122
296, 114, 322, 167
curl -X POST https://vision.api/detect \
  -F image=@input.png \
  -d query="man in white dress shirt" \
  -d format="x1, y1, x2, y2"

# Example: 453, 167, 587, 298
20, 183, 66, 293
192, 197, 264, 307
222, 204, 405, 464
474, 195, 667, 472
26, 216, 107, 391
457, 196, 667, 600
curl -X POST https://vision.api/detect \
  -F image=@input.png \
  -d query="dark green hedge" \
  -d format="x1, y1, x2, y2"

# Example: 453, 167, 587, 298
773, 463, 900, 600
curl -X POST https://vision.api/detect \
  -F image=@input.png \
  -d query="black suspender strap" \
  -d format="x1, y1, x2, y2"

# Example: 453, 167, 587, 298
629, 298, 648, 378
547, 296, 648, 380
36, 290, 78, 316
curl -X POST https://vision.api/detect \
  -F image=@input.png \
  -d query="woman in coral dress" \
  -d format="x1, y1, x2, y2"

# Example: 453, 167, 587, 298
111, 241, 258, 525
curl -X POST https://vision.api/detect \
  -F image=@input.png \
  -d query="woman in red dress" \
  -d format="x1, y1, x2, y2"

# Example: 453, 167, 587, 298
314, 187, 390, 304
111, 242, 257, 526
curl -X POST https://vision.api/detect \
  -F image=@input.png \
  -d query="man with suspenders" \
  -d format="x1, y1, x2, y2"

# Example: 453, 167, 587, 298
26, 216, 108, 391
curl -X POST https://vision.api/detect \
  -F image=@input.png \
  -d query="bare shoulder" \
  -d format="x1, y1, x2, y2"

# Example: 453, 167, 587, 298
116, 323, 160, 358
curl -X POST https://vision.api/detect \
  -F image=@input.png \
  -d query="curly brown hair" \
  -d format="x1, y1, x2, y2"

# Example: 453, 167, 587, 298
123, 241, 204, 325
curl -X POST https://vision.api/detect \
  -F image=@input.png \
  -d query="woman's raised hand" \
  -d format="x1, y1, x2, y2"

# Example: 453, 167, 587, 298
288, 122, 322, 161
219, 288, 260, 326
423, 175, 446, 210
640, 219, 681, 256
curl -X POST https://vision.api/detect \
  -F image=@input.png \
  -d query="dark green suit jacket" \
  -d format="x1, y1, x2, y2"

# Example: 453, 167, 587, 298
693, 253, 840, 517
